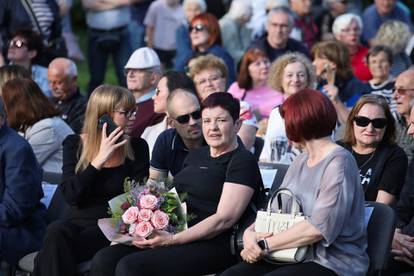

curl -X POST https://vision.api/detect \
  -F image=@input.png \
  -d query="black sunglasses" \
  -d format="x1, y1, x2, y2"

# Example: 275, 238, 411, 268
189, 24, 206, 33
174, 110, 201, 124
354, 116, 387, 129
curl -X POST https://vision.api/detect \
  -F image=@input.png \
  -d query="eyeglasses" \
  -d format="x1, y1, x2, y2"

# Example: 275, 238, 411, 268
393, 88, 414, 96
354, 116, 387, 129
173, 109, 201, 124
9, 39, 27, 49
195, 74, 222, 86
115, 109, 137, 118
189, 24, 206, 33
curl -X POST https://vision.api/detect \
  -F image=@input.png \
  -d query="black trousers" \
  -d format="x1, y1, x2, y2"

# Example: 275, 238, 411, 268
33, 220, 109, 276
219, 260, 337, 276
382, 257, 414, 275
89, 237, 237, 276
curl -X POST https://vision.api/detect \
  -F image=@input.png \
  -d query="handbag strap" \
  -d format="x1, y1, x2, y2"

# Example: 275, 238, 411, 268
20, 0, 48, 45
267, 188, 302, 215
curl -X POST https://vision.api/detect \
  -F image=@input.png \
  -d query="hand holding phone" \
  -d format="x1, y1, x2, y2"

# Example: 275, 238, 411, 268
98, 113, 123, 143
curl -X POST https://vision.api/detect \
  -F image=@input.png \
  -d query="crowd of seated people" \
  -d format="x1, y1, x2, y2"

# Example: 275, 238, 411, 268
1, 1, 414, 275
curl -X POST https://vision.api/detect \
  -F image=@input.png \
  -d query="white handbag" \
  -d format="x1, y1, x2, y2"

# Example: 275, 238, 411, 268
255, 188, 309, 263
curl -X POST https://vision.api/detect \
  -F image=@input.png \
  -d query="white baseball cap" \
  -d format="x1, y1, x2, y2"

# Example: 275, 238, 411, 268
124, 47, 161, 69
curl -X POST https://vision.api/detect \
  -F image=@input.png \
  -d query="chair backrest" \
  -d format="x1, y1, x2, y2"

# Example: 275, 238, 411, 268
365, 201, 396, 275
253, 137, 265, 161
42, 172, 69, 224
268, 163, 289, 196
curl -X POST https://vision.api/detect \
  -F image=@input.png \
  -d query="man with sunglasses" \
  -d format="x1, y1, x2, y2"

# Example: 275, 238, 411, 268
394, 69, 414, 163
150, 89, 204, 181
7, 29, 52, 97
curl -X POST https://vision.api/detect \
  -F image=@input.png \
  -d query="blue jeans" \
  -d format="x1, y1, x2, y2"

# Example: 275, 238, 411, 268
128, 21, 146, 51
87, 26, 132, 94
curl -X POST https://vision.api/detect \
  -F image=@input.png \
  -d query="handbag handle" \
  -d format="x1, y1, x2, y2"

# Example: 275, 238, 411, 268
266, 188, 302, 215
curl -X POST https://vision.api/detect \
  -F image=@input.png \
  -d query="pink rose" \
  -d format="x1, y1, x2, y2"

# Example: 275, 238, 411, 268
139, 194, 158, 210
122, 206, 139, 224
135, 221, 154, 238
138, 208, 153, 222
151, 210, 169, 230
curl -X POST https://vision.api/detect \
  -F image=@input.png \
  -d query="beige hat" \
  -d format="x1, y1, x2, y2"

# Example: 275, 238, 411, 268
124, 47, 161, 69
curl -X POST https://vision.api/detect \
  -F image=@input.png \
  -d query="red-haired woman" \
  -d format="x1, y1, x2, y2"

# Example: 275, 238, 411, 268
179, 12, 236, 84
229, 48, 283, 119
221, 88, 369, 276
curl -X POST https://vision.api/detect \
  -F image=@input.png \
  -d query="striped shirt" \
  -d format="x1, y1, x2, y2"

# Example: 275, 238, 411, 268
31, 0, 54, 40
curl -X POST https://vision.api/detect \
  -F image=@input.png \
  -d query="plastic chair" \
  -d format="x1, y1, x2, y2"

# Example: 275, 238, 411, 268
365, 201, 397, 276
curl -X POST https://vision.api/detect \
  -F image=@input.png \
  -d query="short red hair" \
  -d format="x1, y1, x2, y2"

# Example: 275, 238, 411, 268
191, 13, 222, 49
237, 48, 268, 90
280, 88, 337, 142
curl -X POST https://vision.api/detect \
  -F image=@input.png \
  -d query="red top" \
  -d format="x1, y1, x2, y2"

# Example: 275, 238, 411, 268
351, 45, 372, 82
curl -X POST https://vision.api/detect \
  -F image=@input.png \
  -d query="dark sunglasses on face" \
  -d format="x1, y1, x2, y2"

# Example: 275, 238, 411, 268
174, 109, 201, 124
9, 39, 27, 49
354, 116, 387, 129
189, 24, 206, 33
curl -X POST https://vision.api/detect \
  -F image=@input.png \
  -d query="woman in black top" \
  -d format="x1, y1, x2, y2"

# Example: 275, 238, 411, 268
339, 94, 407, 204
33, 85, 149, 276
89, 92, 264, 276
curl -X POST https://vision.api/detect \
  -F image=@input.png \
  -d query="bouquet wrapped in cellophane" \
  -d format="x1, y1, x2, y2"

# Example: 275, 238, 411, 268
98, 178, 190, 245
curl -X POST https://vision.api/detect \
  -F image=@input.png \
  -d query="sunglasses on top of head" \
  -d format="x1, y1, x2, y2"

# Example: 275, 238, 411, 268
173, 109, 201, 124
354, 116, 387, 129
189, 24, 206, 33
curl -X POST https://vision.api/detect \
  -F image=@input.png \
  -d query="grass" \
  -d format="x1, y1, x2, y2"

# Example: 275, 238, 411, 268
73, 27, 118, 94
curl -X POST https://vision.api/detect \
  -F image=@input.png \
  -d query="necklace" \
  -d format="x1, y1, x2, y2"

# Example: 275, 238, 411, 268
352, 148, 376, 170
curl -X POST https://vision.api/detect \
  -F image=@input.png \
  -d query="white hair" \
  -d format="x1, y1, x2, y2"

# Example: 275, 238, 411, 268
183, 0, 207, 12
65, 59, 78, 77
227, 0, 252, 20
332, 13, 363, 36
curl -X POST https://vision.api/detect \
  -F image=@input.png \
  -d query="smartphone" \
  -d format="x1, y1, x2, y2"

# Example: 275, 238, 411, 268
98, 113, 119, 137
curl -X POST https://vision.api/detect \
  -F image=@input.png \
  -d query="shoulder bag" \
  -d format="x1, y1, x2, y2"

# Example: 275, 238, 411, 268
255, 188, 309, 263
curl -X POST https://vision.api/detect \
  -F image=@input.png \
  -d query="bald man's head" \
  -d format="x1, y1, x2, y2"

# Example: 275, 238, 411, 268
48, 58, 78, 101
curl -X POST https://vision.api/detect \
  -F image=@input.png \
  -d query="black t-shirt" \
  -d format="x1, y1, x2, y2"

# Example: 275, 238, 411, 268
339, 142, 407, 201
61, 135, 149, 224
173, 145, 264, 227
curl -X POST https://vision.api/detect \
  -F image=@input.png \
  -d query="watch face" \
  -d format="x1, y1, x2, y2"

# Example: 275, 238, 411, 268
257, 239, 266, 250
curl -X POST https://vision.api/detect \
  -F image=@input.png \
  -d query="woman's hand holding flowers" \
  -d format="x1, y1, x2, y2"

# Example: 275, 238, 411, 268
133, 230, 174, 249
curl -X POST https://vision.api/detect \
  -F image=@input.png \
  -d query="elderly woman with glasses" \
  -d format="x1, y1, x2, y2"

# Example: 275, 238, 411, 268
33, 85, 149, 276
338, 94, 407, 205
188, 54, 259, 151
89, 92, 265, 276
332, 13, 372, 82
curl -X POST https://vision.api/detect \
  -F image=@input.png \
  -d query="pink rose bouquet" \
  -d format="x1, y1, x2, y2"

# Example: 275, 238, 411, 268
98, 178, 189, 244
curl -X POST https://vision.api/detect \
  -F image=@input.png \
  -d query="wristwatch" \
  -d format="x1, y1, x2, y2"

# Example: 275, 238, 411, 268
257, 238, 269, 252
